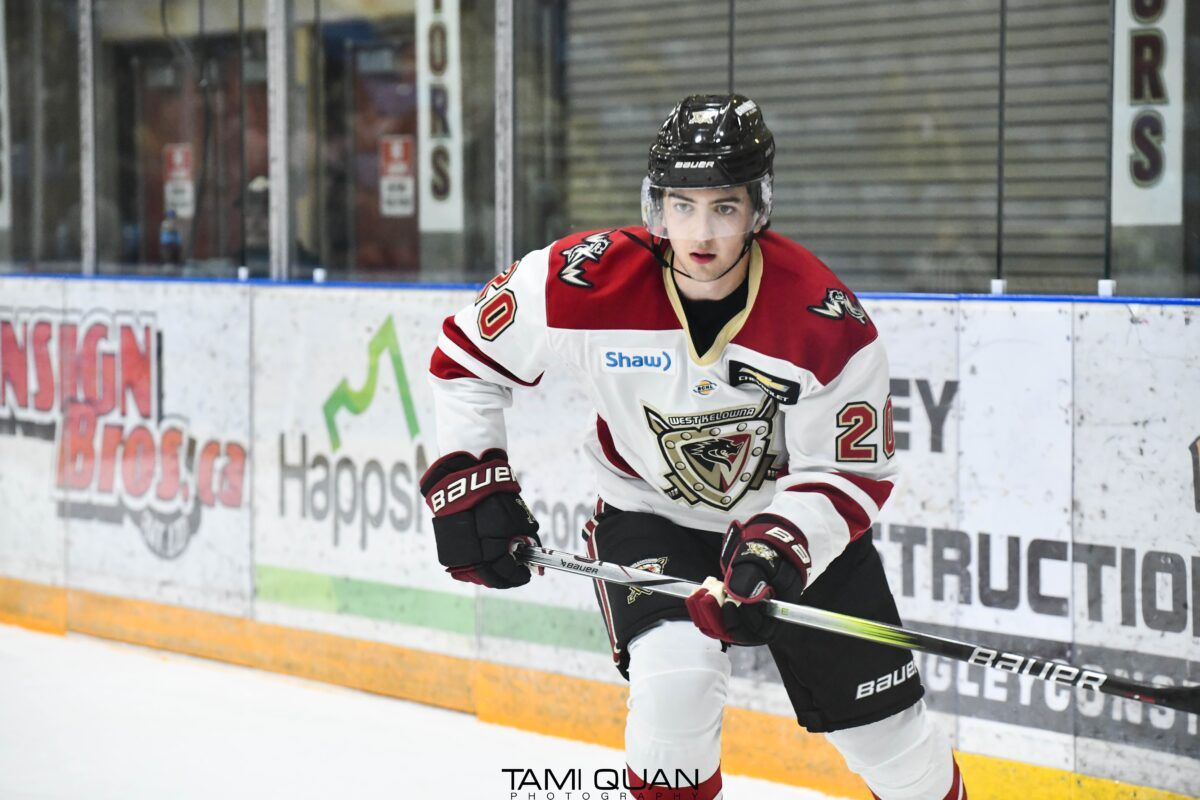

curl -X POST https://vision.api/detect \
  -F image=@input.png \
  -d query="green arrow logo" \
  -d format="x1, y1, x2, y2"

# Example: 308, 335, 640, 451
322, 316, 421, 451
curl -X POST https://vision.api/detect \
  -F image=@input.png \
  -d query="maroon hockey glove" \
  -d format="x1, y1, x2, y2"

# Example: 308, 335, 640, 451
685, 515, 809, 644
420, 449, 541, 589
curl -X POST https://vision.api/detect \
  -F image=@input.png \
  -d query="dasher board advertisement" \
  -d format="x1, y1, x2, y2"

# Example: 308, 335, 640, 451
250, 288, 476, 658
0, 279, 253, 615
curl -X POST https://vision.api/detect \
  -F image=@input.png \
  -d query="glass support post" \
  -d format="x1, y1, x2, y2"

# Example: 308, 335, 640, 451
79, 0, 96, 276
495, 0, 514, 273
267, 0, 293, 280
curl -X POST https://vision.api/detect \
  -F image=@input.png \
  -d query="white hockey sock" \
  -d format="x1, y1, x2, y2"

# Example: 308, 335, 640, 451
624, 620, 730, 790
825, 700, 964, 800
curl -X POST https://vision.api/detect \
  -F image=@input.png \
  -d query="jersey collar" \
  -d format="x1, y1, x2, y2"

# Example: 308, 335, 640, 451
662, 241, 763, 366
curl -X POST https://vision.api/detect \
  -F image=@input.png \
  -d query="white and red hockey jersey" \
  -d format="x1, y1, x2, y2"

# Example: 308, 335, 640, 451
429, 227, 899, 584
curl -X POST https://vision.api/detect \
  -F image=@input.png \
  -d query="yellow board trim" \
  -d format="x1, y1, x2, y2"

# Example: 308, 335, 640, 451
0, 576, 1191, 800
67, 586, 475, 715
0, 574, 66, 634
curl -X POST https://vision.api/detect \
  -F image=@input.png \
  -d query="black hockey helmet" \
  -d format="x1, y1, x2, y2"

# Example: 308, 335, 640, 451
642, 94, 774, 238
647, 93, 775, 187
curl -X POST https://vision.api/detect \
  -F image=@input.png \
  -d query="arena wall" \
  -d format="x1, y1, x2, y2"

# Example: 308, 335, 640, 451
0, 275, 1196, 798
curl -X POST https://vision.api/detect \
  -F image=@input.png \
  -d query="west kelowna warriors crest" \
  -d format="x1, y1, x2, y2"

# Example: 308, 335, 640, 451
627, 557, 669, 604
645, 397, 780, 510
558, 230, 615, 288
807, 288, 868, 325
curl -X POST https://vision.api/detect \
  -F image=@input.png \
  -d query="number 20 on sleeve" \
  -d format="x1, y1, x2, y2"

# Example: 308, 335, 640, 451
475, 261, 519, 341
835, 397, 895, 462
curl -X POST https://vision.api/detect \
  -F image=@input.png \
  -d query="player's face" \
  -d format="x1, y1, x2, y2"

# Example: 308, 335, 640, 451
663, 186, 758, 280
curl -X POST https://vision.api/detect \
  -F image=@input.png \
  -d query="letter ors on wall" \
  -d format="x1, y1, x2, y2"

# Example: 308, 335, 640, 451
1110, 0, 1184, 225
416, 0, 464, 232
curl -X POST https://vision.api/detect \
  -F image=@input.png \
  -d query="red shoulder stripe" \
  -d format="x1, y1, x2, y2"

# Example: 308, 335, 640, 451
442, 317, 542, 387
832, 470, 894, 508
545, 227, 680, 331
784, 480, 886, 541
733, 232, 879, 384
430, 346, 479, 380
596, 416, 640, 478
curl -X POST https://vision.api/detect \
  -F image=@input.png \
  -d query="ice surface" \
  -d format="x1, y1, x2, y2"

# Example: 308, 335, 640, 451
0, 623, 843, 800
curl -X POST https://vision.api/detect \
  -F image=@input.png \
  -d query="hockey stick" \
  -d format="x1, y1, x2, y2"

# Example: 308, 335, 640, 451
515, 545, 1200, 715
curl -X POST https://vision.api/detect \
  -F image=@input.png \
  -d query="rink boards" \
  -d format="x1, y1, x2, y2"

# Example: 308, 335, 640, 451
0, 275, 1197, 798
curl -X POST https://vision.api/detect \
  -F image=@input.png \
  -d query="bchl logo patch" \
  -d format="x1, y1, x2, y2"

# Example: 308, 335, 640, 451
627, 557, 669, 604
692, 379, 718, 397
558, 231, 614, 288
807, 288, 869, 325
644, 397, 780, 511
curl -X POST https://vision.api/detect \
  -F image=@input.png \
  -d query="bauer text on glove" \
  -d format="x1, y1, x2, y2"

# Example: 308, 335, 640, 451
420, 449, 541, 589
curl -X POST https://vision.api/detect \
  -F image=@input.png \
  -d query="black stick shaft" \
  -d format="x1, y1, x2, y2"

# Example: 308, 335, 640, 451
516, 546, 1200, 716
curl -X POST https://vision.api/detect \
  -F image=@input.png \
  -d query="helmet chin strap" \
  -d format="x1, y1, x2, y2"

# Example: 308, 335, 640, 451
667, 232, 756, 285
618, 228, 758, 285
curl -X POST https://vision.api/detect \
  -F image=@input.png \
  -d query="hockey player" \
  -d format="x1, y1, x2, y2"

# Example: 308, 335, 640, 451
420, 94, 967, 800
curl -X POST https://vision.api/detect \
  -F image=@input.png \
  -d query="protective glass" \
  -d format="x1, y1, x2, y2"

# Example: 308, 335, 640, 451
640, 175, 772, 240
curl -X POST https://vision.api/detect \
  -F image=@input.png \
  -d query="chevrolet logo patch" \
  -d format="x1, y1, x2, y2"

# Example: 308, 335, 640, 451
728, 360, 800, 405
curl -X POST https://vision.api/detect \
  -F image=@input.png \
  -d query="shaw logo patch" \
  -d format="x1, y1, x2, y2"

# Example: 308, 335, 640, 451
558, 231, 614, 288
728, 361, 801, 405
807, 288, 868, 325
627, 557, 669, 604
603, 349, 675, 374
